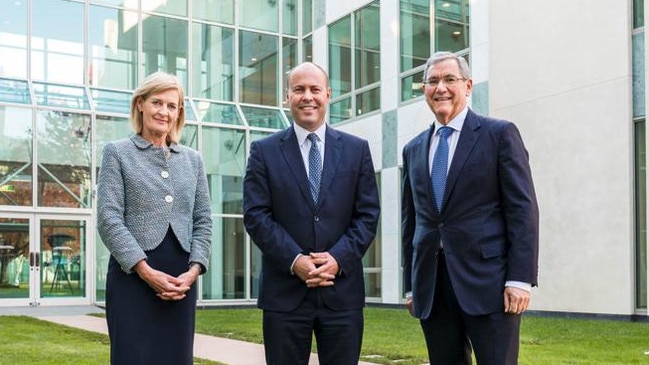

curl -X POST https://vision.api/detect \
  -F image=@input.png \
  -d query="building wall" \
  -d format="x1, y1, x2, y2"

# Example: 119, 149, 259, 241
489, 0, 635, 315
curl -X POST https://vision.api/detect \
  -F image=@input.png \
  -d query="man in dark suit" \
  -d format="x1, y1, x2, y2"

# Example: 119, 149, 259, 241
402, 51, 539, 364
243, 62, 380, 365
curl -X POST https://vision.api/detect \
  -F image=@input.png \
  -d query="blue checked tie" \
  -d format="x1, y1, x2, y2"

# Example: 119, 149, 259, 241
307, 133, 322, 204
431, 126, 453, 211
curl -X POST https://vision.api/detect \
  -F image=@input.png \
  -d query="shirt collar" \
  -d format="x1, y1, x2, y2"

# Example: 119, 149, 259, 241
434, 106, 468, 134
293, 123, 327, 145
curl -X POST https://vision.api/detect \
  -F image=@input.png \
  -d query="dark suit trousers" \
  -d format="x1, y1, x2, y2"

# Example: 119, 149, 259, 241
420, 252, 521, 365
262, 289, 363, 365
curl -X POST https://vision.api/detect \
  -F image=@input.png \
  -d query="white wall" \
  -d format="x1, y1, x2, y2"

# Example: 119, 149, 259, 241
489, 0, 635, 315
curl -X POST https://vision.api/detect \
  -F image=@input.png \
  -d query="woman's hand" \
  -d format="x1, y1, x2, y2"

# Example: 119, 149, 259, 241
134, 260, 191, 301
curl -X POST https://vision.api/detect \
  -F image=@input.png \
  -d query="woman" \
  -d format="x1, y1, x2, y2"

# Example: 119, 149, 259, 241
97, 72, 212, 365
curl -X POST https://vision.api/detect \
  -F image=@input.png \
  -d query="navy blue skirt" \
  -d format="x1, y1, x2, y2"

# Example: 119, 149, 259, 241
106, 227, 196, 365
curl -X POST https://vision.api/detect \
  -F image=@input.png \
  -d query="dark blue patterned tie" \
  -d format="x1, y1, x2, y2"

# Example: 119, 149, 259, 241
431, 126, 453, 211
307, 133, 322, 204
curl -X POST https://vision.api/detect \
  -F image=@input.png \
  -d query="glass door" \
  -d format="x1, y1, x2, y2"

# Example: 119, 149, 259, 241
0, 213, 91, 306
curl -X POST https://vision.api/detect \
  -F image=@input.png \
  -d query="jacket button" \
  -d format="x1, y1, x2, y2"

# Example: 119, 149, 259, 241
314, 215, 320, 222
161, 171, 169, 178
165, 195, 173, 203
438, 223, 444, 229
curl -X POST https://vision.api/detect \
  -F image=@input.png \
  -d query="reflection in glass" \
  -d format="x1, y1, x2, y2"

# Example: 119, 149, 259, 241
142, 15, 188, 89
356, 87, 380, 116
91, 88, 131, 114
636, 120, 647, 308
302, 0, 313, 35
0, 218, 29, 299
192, 23, 234, 101
0, 0, 27, 78
435, 0, 470, 53
240, 106, 287, 129
239, 0, 278, 32
283, 0, 298, 35
185, 98, 197, 121
181, 123, 198, 149
89, 5, 138, 90
401, 71, 425, 101
195, 101, 243, 125
329, 97, 352, 125
142, 0, 187, 17
33, 83, 90, 110
203, 217, 245, 299
41, 219, 86, 298
355, 1, 380, 89
303, 36, 313, 63
95, 115, 130, 166
363, 173, 381, 298
31, 0, 84, 84
239, 31, 278, 106
36, 111, 92, 208
194, 0, 234, 24
203, 126, 246, 215
0, 107, 33, 207
0, 79, 31, 105
400, 0, 431, 72
282, 37, 298, 95
329, 16, 352, 98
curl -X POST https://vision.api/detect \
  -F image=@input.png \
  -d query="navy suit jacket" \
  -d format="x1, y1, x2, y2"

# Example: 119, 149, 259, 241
402, 109, 539, 319
243, 125, 380, 312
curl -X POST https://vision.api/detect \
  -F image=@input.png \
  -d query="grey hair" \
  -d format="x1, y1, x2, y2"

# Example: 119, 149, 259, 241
422, 52, 471, 82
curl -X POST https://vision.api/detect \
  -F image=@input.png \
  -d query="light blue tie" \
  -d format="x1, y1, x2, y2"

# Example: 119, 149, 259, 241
307, 133, 322, 204
431, 126, 453, 211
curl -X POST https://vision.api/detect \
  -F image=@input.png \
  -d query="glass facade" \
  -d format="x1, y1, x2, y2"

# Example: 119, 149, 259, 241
0, 0, 474, 308
399, 0, 470, 101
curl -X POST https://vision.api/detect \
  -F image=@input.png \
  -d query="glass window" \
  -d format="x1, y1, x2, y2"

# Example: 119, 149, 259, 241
0, 0, 27, 78
143, 0, 187, 17
401, 70, 424, 101
329, 97, 352, 125
195, 101, 243, 126
88, 5, 138, 90
0, 79, 31, 105
240, 105, 287, 129
191, 23, 234, 101
0, 107, 33, 207
90, 0, 137, 9
239, 31, 279, 106
203, 217, 245, 300
33, 83, 90, 110
202, 126, 246, 215
96, 115, 130, 166
36, 111, 92, 208
356, 87, 380, 116
181, 124, 198, 149
328, 16, 352, 98
636, 120, 647, 309
303, 36, 313, 63
142, 15, 188, 89
355, 1, 380, 89
282, 37, 298, 95
194, 0, 234, 24
31, 0, 84, 84
400, 0, 431, 72
239, 0, 278, 32
40, 219, 87, 298
362, 173, 381, 298
302, 0, 313, 35
185, 98, 197, 121
435, 0, 470, 53
283, 0, 298, 35
90, 88, 131, 114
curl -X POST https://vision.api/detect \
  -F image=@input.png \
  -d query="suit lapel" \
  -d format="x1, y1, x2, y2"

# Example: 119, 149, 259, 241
444, 110, 481, 204
318, 126, 342, 208
278, 128, 313, 206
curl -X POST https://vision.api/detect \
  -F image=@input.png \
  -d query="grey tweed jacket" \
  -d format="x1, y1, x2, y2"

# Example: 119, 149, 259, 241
97, 134, 212, 274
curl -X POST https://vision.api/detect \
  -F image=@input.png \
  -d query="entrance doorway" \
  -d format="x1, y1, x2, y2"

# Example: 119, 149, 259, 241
0, 213, 91, 306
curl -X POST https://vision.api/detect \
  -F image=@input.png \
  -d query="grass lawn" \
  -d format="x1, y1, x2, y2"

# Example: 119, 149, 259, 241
195, 307, 649, 365
2, 307, 649, 364
0, 316, 223, 365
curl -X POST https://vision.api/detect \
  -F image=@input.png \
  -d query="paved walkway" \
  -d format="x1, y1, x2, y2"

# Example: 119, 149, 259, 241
0, 305, 379, 365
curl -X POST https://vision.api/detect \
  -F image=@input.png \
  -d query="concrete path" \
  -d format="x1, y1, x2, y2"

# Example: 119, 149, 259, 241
0, 305, 379, 365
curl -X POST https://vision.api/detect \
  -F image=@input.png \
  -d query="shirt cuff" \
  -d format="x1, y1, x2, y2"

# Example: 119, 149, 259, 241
290, 253, 303, 275
505, 281, 532, 292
